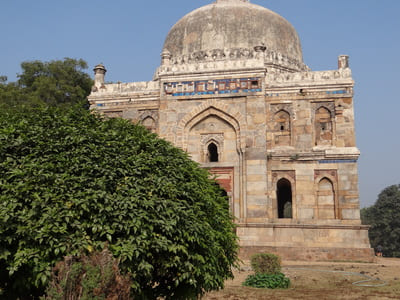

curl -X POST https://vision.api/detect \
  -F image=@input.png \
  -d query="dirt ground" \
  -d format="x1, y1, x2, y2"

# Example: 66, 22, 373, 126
204, 257, 400, 300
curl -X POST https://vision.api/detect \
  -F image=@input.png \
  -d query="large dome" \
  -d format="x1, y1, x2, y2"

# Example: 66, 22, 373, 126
162, 0, 304, 64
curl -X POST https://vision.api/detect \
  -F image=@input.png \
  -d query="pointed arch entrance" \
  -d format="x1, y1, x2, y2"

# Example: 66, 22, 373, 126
277, 178, 293, 219
177, 102, 246, 219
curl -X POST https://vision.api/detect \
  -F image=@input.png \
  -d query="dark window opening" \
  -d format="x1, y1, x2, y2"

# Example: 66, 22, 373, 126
251, 80, 259, 88
277, 178, 293, 219
220, 188, 228, 198
208, 143, 219, 162
280, 124, 285, 131
213, 182, 228, 198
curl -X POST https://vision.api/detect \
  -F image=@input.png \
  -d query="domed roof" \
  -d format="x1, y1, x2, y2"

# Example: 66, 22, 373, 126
162, 0, 304, 64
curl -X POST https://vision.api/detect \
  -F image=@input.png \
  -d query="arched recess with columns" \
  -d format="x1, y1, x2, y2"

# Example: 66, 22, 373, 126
176, 100, 247, 219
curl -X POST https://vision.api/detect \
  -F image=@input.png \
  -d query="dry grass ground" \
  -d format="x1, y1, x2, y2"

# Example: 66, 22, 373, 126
204, 258, 400, 300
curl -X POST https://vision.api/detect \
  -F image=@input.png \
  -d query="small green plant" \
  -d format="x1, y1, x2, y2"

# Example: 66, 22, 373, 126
243, 273, 290, 289
250, 253, 281, 275
244, 253, 290, 289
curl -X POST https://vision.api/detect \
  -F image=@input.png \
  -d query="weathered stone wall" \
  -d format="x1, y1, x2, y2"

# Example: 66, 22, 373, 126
89, 68, 362, 224
237, 225, 371, 249
88, 59, 372, 261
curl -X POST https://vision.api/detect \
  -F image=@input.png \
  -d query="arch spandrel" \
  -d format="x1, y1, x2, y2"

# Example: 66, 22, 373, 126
176, 100, 246, 153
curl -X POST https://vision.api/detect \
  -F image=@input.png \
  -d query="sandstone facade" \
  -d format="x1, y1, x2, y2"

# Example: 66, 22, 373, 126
88, 0, 374, 262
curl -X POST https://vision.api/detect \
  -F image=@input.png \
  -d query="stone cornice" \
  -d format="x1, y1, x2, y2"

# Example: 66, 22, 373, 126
156, 47, 309, 78
266, 68, 353, 87
89, 81, 159, 96
267, 147, 360, 161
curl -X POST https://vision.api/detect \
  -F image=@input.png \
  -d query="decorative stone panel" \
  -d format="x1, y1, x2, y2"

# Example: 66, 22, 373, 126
138, 109, 159, 132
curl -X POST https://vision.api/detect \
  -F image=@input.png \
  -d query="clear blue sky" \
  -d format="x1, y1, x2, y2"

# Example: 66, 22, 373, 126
1, 0, 399, 207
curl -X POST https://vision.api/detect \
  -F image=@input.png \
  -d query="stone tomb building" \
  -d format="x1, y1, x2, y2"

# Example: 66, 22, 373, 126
89, 0, 374, 261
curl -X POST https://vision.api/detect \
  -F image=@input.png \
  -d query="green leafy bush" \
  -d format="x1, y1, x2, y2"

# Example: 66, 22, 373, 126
250, 253, 281, 275
0, 106, 238, 299
44, 247, 131, 300
243, 253, 290, 290
361, 184, 400, 257
243, 273, 290, 289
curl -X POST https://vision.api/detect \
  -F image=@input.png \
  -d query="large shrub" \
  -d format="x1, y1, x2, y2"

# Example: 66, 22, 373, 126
0, 106, 238, 299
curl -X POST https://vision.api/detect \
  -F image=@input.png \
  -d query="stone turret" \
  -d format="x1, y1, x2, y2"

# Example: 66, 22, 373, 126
93, 64, 107, 88
161, 49, 172, 66
338, 55, 350, 69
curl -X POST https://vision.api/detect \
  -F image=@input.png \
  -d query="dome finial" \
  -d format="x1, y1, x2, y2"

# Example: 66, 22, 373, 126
216, 0, 249, 3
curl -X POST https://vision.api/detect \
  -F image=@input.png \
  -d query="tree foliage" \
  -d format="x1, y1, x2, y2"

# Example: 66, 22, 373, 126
0, 106, 238, 299
0, 58, 93, 110
0, 80, 33, 110
361, 184, 400, 257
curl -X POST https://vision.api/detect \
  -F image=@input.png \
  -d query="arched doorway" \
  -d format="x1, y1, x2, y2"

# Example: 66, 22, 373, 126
277, 178, 292, 218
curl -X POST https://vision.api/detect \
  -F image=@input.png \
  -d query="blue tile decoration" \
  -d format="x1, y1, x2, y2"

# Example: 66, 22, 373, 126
165, 77, 262, 97
319, 159, 357, 164
326, 90, 347, 95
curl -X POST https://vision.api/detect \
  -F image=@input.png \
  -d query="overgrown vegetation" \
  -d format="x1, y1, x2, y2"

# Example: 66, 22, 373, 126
243, 253, 290, 290
250, 253, 281, 275
44, 247, 131, 300
0, 105, 238, 299
361, 184, 400, 257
